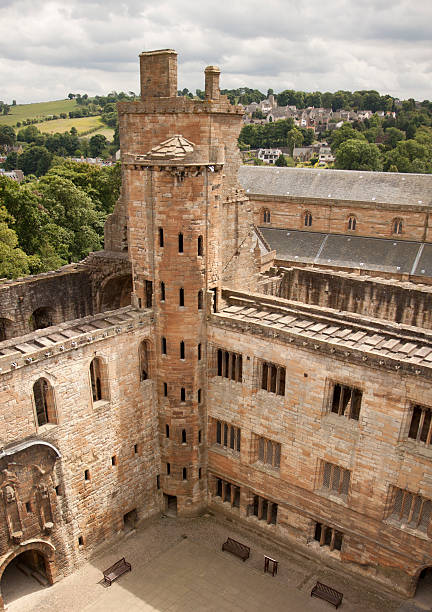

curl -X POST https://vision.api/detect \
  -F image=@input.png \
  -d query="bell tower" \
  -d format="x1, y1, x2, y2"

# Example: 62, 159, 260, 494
113, 49, 254, 515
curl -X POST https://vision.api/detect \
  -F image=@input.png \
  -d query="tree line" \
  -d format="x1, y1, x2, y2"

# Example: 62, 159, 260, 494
0, 160, 120, 279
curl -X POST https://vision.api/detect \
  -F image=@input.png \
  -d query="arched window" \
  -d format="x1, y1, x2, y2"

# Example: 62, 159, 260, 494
33, 378, 56, 426
392, 218, 403, 235
197, 235, 203, 257
139, 340, 150, 381
347, 215, 357, 231
0, 317, 12, 341
90, 357, 106, 402
261, 208, 271, 223
30, 307, 54, 331
304, 211, 312, 227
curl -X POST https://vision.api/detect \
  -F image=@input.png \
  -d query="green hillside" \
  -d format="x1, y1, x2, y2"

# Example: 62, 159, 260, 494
1, 99, 78, 127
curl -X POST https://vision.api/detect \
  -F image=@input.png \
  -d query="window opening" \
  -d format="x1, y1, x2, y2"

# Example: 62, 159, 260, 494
178, 232, 184, 253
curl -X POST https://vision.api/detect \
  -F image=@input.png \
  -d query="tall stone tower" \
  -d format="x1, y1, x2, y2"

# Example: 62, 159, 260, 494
106, 49, 254, 515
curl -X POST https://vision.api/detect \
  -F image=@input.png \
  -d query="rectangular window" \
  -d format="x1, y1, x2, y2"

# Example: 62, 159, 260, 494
387, 486, 432, 533
214, 477, 240, 508
216, 348, 243, 383
160, 282, 165, 302
330, 383, 362, 420
321, 461, 350, 498
260, 361, 285, 396
213, 419, 240, 452
198, 343, 201, 361
162, 337, 167, 355
252, 494, 277, 524
314, 522, 343, 551
255, 435, 281, 469
163, 382, 168, 397
409, 404, 432, 446
159, 227, 164, 247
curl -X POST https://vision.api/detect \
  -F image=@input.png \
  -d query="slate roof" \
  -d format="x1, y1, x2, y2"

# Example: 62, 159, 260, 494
238, 166, 432, 207
258, 227, 432, 277
216, 291, 432, 377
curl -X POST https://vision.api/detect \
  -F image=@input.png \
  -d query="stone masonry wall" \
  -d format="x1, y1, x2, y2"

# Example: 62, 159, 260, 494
279, 267, 432, 329
206, 320, 432, 596
0, 315, 161, 590
252, 195, 431, 242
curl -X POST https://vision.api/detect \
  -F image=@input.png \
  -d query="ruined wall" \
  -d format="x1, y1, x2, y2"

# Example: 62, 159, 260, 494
0, 310, 161, 593
206, 319, 432, 595
0, 268, 93, 340
278, 267, 432, 329
252, 195, 430, 242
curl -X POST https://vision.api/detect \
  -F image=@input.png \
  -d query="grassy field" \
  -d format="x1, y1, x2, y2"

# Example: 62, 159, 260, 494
0, 99, 114, 141
0, 99, 78, 127
37, 116, 110, 136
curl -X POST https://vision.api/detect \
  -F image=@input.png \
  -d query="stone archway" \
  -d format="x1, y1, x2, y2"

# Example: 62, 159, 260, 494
98, 274, 132, 313
0, 541, 55, 610
414, 565, 432, 607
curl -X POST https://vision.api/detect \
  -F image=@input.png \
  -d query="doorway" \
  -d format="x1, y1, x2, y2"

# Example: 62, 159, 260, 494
123, 508, 138, 532
415, 567, 432, 606
1, 550, 49, 607
164, 494, 177, 516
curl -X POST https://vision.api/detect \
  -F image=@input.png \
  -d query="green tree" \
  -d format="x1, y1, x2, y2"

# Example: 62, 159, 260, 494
384, 127, 405, 149
335, 139, 382, 171
275, 153, 288, 166
89, 134, 108, 157
286, 128, 303, 155
0, 125, 16, 148
330, 123, 367, 151
17, 145, 52, 176
0, 206, 34, 278
4, 151, 18, 170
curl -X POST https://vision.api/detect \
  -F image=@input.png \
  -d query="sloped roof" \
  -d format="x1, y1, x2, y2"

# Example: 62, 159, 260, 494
239, 166, 432, 207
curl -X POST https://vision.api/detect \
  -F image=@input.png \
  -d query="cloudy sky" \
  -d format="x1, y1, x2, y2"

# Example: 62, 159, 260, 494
0, 0, 431, 104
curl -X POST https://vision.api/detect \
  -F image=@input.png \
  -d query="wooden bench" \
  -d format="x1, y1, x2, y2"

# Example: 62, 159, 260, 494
311, 581, 343, 608
222, 537, 250, 561
103, 557, 132, 586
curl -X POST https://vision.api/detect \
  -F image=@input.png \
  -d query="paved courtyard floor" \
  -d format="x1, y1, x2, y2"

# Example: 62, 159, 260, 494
2, 513, 430, 612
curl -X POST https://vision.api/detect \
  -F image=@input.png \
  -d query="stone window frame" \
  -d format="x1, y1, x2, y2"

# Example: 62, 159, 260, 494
347, 214, 357, 231
313, 521, 344, 552
258, 359, 286, 396
253, 434, 281, 469
327, 380, 362, 421
408, 403, 432, 447
248, 492, 278, 525
211, 418, 241, 454
261, 207, 271, 224
32, 375, 58, 427
392, 217, 403, 235
318, 459, 351, 502
212, 474, 241, 509
385, 485, 432, 536
138, 338, 152, 382
89, 355, 110, 406
214, 346, 243, 383
304, 210, 313, 227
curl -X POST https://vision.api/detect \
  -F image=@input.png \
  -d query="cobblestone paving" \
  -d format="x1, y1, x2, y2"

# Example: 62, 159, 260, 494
3, 513, 427, 612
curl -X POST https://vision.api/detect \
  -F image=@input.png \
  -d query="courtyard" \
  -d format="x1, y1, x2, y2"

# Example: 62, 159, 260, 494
1, 513, 429, 612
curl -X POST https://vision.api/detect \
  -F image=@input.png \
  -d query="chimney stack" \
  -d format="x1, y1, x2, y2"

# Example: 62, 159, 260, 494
139, 49, 178, 99
204, 65, 221, 101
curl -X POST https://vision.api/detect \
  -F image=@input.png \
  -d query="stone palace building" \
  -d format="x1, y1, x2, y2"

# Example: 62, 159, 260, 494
1, 49, 432, 608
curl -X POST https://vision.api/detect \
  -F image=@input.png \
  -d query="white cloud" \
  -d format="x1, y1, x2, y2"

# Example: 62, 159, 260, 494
0, 0, 431, 103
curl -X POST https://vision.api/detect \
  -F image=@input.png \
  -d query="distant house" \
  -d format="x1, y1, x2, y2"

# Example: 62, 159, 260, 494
0, 169, 24, 182
257, 148, 282, 164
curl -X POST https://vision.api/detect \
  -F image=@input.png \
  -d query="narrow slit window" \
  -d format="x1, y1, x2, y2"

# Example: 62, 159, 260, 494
178, 232, 184, 253
182, 429, 187, 444
198, 343, 202, 361
181, 387, 186, 402
179, 288, 184, 307
180, 341, 185, 360
160, 282, 165, 302
198, 235, 203, 256
198, 290, 203, 310
166, 424, 170, 438
159, 227, 164, 247
162, 337, 167, 355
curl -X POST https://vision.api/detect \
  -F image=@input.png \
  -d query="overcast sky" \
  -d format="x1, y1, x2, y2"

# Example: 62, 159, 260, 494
0, 0, 431, 104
